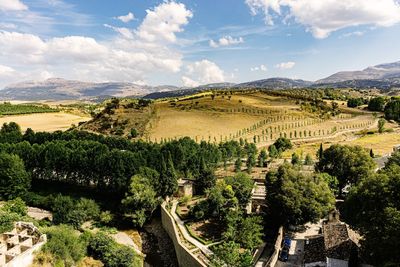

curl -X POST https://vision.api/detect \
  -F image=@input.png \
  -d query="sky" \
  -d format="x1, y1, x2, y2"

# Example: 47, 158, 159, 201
1, 0, 400, 88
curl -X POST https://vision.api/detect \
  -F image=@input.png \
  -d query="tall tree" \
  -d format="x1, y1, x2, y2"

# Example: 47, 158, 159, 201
159, 153, 178, 197
0, 153, 30, 200
121, 174, 160, 227
316, 145, 375, 193
265, 163, 335, 226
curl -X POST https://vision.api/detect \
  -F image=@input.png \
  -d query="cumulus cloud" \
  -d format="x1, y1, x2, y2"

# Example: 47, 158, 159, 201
251, 64, 268, 72
116, 12, 135, 23
0, 0, 27, 11
245, 0, 400, 38
182, 60, 225, 87
136, 1, 193, 43
275, 61, 295, 70
0, 1, 194, 86
209, 36, 244, 48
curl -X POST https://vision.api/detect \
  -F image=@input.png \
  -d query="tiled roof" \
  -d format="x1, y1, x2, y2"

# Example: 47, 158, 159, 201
304, 236, 326, 263
323, 223, 352, 260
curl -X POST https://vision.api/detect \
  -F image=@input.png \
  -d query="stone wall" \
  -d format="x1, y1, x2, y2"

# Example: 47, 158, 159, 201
266, 226, 283, 267
160, 202, 207, 267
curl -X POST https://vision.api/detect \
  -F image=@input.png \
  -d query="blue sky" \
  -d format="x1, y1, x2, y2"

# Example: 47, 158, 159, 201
1, 0, 400, 87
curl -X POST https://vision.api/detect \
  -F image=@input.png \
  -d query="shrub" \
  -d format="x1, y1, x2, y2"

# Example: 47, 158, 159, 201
52, 195, 100, 228
0, 211, 20, 233
88, 232, 141, 267
1, 197, 27, 216
42, 225, 86, 267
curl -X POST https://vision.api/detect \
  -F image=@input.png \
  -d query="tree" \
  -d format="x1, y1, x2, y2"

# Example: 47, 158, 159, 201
225, 173, 254, 208
268, 145, 279, 159
316, 143, 323, 160
211, 241, 253, 267
0, 122, 22, 143
265, 163, 335, 226
121, 174, 160, 227
304, 154, 313, 165
315, 145, 375, 194
347, 98, 364, 108
368, 97, 385, 112
0, 153, 30, 200
273, 137, 292, 153
52, 195, 100, 228
196, 157, 216, 194
130, 128, 138, 138
246, 154, 256, 173
384, 99, 400, 122
342, 164, 400, 265
378, 118, 386, 133
291, 153, 300, 165
258, 149, 267, 167
159, 153, 178, 197
234, 158, 242, 172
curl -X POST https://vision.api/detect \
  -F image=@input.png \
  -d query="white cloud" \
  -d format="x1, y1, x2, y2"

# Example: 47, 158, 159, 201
245, 0, 400, 38
0, 0, 27, 11
104, 24, 134, 39
182, 60, 225, 87
0, 2, 195, 87
0, 64, 15, 76
340, 31, 365, 38
116, 12, 135, 23
136, 1, 193, 43
251, 64, 268, 72
275, 61, 295, 70
209, 36, 244, 48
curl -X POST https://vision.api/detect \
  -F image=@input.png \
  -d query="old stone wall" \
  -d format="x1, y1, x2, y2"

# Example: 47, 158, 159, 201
160, 202, 207, 267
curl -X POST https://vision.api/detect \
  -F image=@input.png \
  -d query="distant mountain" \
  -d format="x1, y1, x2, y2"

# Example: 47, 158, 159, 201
0, 78, 179, 101
143, 78, 313, 99
234, 78, 313, 88
2, 60, 400, 101
317, 61, 400, 84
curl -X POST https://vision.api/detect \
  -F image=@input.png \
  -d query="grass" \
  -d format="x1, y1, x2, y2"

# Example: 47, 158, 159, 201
344, 132, 400, 155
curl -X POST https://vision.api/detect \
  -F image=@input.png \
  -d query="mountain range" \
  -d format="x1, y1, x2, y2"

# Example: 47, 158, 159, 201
1, 61, 399, 101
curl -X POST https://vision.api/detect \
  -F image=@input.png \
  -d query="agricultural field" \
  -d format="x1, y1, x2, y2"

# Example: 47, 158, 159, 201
0, 102, 58, 115
0, 112, 90, 132
147, 91, 380, 148
79, 90, 400, 160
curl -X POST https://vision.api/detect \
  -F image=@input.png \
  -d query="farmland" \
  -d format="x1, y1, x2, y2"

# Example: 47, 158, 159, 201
0, 112, 90, 132
0, 102, 58, 115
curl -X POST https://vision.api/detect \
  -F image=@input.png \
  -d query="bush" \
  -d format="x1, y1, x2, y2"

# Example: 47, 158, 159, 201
42, 225, 86, 267
0, 211, 20, 233
88, 232, 141, 267
1, 197, 27, 216
52, 195, 100, 228
190, 200, 209, 220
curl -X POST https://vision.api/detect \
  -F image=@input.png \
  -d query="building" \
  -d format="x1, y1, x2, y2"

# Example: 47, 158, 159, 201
303, 210, 359, 267
177, 179, 193, 198
0, 222, 46, 267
